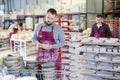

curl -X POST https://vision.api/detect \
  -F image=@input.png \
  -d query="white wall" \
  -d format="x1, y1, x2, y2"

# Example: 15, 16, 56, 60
87, 0, 102, 13
3, 0, 103, 13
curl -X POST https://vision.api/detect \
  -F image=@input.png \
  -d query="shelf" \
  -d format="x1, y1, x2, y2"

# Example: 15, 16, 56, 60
0, 47, 10, 51
81, 42, 120, 46
80, 72, 120, 80
17, 14, 45, 17
81, 51, 120, 55
17, 12, 86, 17
4, 18, 17, 21
59, 12, 86, 15
81, 65, 120, 72
80, 57, 120, 63
80, 39, 120, 79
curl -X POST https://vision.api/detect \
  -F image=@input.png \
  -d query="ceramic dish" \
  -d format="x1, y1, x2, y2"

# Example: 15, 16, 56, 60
4, 60, 19, 66
15, 77, 37, 80
41, 62, 55, 68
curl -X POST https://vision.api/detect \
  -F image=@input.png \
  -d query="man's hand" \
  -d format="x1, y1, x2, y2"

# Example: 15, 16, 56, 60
37, 43, 52, 49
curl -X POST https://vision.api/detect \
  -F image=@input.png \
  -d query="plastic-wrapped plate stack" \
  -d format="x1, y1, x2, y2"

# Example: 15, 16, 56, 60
3, 55, 24, 77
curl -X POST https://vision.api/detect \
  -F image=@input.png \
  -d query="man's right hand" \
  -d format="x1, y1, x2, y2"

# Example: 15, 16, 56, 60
37, 43, 50, 50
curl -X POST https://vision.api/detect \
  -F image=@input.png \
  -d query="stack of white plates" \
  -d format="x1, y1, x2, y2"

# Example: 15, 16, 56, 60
41, 62, 56, 80
96, 71, 113, 76
4, 55, 24, 77
15, 77, 37, 80
3, 75, 15, 80
98, 62, 113, 69
26, 61, 37, 69
105, 38, 119, 43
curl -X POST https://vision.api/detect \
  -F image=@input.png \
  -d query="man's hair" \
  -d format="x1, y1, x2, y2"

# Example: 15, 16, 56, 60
96, 14, 103, 18
47, 8, 57, 16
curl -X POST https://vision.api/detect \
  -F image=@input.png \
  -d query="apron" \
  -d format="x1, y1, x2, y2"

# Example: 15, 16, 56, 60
9, 27, 18, 46
37, 26, 61, 70
94, 26, 105, 38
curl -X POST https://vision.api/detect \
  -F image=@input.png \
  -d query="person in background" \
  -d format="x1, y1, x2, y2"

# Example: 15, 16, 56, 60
32, 8, 65, 78
8, 20, 21, 47
90, 14, 112, 38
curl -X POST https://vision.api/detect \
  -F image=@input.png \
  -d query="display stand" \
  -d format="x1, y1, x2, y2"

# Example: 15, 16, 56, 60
10, 38, 37, 58
80, 41, 120, 80
0, 38, 9, 51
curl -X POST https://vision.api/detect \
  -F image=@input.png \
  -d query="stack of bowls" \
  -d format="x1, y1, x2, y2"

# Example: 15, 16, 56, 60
41, 62, 56, 80
3, 55, 24, 77
26, 61, 37, 69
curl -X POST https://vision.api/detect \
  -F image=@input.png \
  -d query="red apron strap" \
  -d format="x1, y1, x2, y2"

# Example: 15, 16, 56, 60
52, 26, 54, 33
40, 26, 43, 31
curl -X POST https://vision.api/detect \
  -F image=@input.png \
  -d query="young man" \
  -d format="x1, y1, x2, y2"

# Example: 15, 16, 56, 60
90, 14, 112, 38
32, 8, 65, 72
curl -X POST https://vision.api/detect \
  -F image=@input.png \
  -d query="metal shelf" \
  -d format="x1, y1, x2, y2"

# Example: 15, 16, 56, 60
80, 57, 120, 64
80, 40, 120, 79
80, 72, 120, 80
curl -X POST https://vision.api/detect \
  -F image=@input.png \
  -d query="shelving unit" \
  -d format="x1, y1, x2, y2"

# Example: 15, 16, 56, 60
57, 13, 87, 80
17, 14, 45, 30
10, 39, 37, 57
0, 38, 9, 51
79, 41, 120, 80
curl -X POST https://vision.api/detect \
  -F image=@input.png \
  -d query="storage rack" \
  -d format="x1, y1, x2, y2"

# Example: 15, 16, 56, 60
79, 41, 120, 80
58, 13, 86, 79
0, 37, 9, 51
10, 39, 37, 57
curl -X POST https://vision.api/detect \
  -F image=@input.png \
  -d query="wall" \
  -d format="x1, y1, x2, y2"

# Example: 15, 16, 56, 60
3, 0, 103, 13
87, 0, 102, 13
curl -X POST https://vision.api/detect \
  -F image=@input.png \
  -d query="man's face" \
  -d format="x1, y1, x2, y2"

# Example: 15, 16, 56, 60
45, 12, 56, 25
96, 17, 103, 24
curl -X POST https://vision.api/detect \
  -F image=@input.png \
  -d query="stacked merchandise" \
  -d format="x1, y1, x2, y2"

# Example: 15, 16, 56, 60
41, 62, 56, 80
0, 30, 9, 51
105, 17, 120, 38
79, 37, 120, 80
118, 18, 120, 38
25, 61, 37, 69
104, 18, 113, 36
12, 30, 33, 40
60, 14, 88, 80
68, 41, 81, 80
3, 55, 24, 77
0, 56, 16, 80
0, 37, 9, 51
15, 77, 37, 80
113, 18, 118, 38
60, 15, 71, 78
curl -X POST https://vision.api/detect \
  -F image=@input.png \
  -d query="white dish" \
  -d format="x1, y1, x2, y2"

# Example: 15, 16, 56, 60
98, 62, 112, 69
3, 75, 15, 80
15, 77, 37, 80
96, 71, 113, 76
